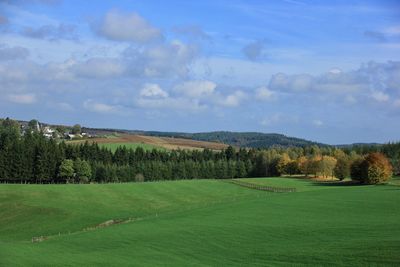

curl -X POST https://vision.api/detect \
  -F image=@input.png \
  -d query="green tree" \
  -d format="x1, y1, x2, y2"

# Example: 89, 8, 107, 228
334, 157, 351, 181
59, 159, 74, 183
71, 124, 82, 134
74, 158, 92, 183
28, 119, 40, 132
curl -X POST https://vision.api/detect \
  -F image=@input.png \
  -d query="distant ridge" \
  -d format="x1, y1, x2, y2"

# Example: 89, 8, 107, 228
127, 130, 328, 148
11, 118, 382, 148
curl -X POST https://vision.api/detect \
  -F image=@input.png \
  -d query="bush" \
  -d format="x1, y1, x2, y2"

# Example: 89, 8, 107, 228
351, 153, 392, 184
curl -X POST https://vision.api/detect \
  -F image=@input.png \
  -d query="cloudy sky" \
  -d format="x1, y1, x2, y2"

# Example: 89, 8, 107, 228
0, 0, 399, 144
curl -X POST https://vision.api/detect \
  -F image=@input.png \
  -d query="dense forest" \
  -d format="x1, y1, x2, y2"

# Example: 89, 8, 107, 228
0, 118, 399, 184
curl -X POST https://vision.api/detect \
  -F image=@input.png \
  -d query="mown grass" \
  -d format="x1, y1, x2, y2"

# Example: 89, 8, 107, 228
1, 178, 399, 266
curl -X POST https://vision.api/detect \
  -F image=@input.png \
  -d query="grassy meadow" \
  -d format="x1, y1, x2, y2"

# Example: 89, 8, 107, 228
97, 142, 164, 152
1, 177, 400, 266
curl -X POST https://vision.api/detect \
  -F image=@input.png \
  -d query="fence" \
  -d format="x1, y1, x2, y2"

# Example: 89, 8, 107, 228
227, 179, 296, 193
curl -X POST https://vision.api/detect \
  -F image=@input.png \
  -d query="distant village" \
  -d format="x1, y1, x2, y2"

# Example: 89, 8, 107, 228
19, 120, 95, 140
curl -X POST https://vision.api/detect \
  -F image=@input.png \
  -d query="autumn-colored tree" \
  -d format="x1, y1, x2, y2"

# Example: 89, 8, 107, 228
309, 155, 322, 177
297, 156, 310, 176
351, 152, 392, 184
277, 153, 291, 175
318, 156, 337, 178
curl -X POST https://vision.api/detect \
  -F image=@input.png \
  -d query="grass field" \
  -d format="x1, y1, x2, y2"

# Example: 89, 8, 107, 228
1, 177, 399, 266
97, 142, 164, 152
67, 133, 228, 151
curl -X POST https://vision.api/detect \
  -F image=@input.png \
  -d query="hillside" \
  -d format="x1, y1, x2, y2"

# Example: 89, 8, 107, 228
68, 133, 228, 151
1, 178, 399, 266
14, 118, 327, 148
130, 131, 327, 148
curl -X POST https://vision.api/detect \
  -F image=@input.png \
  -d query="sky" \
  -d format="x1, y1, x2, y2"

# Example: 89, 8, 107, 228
0, 0, 400, 144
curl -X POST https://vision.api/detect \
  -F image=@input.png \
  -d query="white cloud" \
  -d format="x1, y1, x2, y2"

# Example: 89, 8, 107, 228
371, 91, 389, 102
21, 23, 77, 41
312, 119, 323, 127
140, 83, 168, 98
7, 93, 36, 104
72, 57, 125, 79
269, 66, 372, 93
83, 99, 119, 114
123, 41, 197, 78
97, 10, 162, 43
136, 97, 206, 112
255, 86, 274, 101
218, 90, 246, 107
329, 68, 342, 74
173, 80, 216, 98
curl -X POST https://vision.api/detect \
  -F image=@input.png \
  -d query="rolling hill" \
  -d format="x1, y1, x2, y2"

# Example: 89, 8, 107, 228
68, 133, 229, 151
1, 177, 399, 266
129, 130, 327, 148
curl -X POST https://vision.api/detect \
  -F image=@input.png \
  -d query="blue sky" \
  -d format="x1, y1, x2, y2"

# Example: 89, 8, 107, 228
0, 0, 399, 144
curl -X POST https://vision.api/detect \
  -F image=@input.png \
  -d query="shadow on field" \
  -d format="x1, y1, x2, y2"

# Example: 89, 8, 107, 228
311, 180, 362, 187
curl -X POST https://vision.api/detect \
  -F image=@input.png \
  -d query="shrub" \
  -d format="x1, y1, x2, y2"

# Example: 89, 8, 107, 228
351, 153, 392, 184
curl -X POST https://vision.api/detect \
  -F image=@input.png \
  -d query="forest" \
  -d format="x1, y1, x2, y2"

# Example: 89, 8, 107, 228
0, 118, 398, 184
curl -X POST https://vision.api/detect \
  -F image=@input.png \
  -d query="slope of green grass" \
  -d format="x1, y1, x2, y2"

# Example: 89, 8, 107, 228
1, 178, 400, 266
98, 142, 164, 152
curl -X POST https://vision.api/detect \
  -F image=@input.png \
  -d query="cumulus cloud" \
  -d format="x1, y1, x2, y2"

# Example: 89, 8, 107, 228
371, 91, 389, 102
72, 58, 125, 79
242, 41, 264, 61
96, 10, 163, 43
83, 99, 120, 114
218, 90, 246, 107
7, 93, 36, 104
22, 23, 77, 40
140, 83, 168, 98
269, 67, 368, 93
136, 97, 206, 112
255, 86, 275, 101
269, 73, 315, 91
173, 80, 216, 98
123, 41, 197, 78
0, 45, 30, 61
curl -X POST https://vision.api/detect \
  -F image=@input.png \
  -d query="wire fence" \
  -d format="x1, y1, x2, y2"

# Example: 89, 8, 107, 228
227, 179, 296, 193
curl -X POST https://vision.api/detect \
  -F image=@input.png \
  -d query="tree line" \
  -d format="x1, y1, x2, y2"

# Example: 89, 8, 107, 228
0, 118, 397, 184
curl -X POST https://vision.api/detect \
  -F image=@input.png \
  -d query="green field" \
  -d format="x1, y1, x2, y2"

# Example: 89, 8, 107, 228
98, 142, 164, 152
1, 178, 400, 266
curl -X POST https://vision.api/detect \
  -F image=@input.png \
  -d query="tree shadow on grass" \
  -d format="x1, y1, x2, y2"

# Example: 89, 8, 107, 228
311, 180, 363, 187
